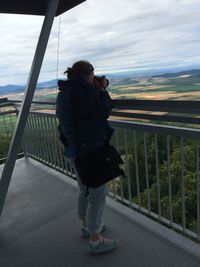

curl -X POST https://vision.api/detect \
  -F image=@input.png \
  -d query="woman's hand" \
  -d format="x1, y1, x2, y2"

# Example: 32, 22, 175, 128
94, 76, 109, 91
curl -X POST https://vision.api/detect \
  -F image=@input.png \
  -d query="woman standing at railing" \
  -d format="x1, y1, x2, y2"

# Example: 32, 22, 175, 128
56, 60, 118, 254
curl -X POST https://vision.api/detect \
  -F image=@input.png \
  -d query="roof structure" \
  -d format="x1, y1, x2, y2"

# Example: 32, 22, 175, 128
0, 0, 86, 16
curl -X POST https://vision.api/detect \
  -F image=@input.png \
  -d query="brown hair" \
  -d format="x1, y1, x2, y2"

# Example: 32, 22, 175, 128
64, 60, 94, 79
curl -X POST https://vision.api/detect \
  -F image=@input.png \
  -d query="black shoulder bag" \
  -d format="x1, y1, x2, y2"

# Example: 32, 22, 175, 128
75, 142, 125, 189
72, 85, 125, 192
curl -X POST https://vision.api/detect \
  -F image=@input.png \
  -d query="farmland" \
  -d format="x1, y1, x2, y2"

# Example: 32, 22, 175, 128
2, 69, 200, 102
107, 71, 200, 100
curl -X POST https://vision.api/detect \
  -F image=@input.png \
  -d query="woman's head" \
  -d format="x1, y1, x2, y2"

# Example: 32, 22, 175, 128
64, 60, 94, 83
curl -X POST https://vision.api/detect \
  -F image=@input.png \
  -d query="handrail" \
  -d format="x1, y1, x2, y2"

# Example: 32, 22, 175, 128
0, 110, 17, 116
30, 111, 55, 117
113, 99, 200, 113
109, 119, 200, 139
6, 98, 200, 111
8, 99, 56, 105
5, 98, 200, 125
0, 102, 16, 109
29, 110, 200, 139
6, 98, 200, 112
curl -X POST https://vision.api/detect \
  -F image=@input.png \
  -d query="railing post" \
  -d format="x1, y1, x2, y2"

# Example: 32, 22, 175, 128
0, 0, 60, 217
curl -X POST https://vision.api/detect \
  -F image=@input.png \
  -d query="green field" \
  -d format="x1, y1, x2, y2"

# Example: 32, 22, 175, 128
107, 72, 200, 100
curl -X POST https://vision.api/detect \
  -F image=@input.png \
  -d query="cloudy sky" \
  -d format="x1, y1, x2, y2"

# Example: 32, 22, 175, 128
0, 0, 200, 86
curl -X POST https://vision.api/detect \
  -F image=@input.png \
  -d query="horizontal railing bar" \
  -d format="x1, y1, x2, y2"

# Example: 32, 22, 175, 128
109, 119, 200, 139
0, 110, 17, 116
9, 99, 200, 108
8, 99, 56, 105
0, 102, 16, 109
111, 111, 200, 124
29, 111, 200, 139
114, 99, 200, 113
7, 99, 200, 114
29, 111, 55, 117
114, 106, 200, 114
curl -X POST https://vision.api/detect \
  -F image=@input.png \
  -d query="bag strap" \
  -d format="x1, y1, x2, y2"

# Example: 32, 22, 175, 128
71, 84, 81, 158
71, 83, 90, 197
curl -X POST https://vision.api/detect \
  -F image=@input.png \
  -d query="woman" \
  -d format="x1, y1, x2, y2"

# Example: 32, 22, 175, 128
56, 60, 118, 254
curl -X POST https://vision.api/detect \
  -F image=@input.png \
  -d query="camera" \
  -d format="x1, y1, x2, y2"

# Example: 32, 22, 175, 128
95, 75, 109, 88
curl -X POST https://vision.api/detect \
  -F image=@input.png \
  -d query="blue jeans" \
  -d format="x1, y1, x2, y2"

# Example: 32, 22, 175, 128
64, 157, 107, 234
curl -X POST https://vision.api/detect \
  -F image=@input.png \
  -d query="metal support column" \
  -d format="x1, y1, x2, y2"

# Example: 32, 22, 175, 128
0, 0, 60, 216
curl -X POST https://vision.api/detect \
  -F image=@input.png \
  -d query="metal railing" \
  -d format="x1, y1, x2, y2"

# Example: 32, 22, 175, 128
0, 100, 24, 164
23, 111, 66, 174
2, 98, 200, 242
20, 108, 200, 243
112, 99, 200, 126
109, 120, 200, 242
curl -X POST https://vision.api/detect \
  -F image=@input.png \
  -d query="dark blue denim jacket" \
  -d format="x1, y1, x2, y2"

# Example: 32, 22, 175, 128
56, 77, 114, 158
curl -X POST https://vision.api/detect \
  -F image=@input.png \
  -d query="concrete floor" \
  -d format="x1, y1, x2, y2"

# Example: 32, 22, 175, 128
0, 158, 200, 267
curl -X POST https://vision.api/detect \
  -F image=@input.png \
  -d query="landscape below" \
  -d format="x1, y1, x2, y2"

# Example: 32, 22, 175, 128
1, 68, 200, 102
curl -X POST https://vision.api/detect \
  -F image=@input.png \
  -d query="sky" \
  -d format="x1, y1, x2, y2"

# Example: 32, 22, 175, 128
0, 0, 200, 86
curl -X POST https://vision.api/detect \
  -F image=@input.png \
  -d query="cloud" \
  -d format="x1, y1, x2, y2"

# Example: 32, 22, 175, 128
0, 0, 200, 86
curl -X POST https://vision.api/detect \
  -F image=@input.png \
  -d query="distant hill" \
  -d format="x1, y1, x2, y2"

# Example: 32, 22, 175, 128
36, 79, 57, 88
0, 84, 25, 94
0, 79, 58, 95
153, 69, 200, 78
1, 68, 200, 95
